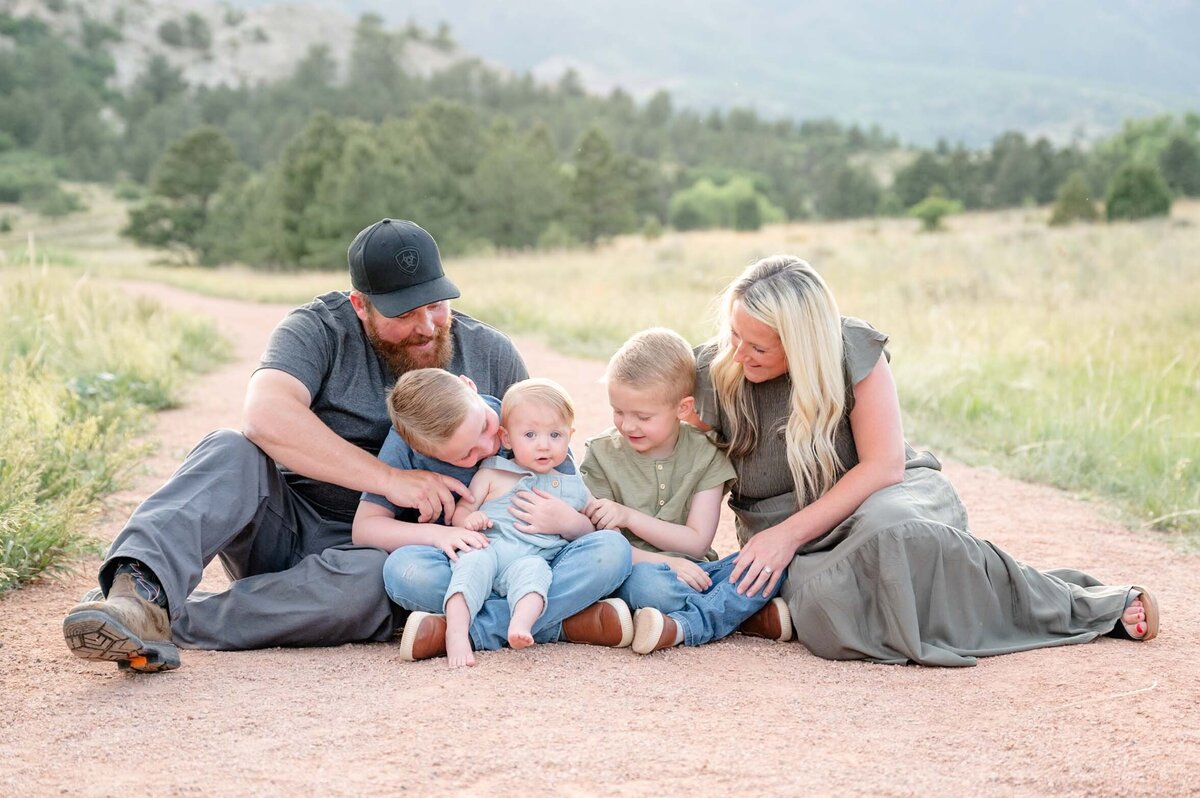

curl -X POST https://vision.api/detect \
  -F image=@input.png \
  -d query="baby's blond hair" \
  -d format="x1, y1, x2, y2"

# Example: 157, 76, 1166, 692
604, 327, 695, 404
501, 378, 575, 427
387, 368, 477, 453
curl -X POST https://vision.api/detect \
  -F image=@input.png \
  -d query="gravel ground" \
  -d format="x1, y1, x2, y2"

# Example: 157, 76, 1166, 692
1, 281, 1196, 797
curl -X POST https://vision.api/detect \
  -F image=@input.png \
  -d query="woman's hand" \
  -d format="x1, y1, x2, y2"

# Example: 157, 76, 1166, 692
662, 556, 712, 592
584, 498, 629, 531
729, 525, 798, 598
437, 527, 490, 562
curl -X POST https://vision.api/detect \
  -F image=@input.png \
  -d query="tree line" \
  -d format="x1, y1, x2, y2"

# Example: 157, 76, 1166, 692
2, 11, 1199, 263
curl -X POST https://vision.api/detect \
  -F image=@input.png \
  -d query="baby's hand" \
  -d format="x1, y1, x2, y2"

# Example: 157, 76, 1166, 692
463, 511, 492, 532
438, 527, 489, 562
664, 556, 712, 592
585, 498, 628, 531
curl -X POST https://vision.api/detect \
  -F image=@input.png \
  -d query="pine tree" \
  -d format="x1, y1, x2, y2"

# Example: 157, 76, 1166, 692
1105, 164, 1172, 221
471, 123, 567, 249
570, 128, 635, 246
1048, 172, 1099, 226
124, 126, 238, 257
1159, 135, 1200, 197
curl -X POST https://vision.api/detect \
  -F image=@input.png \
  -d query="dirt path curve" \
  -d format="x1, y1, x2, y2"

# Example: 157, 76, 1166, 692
1, 281, 1197, 797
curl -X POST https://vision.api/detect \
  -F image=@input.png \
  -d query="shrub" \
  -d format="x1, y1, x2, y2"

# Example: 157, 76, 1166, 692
0, 152, 58, 204
537, 221, 579, 250
185, 13, 212, 50
1049, 172, 1099, 226
35, 188, 86, 217
114, 181, 144, 201
909, 192, 963, 232
733, 194, 762, 231
158, 19, 185, 47
668, 176, 784, 232
1105, 163, 1172, 221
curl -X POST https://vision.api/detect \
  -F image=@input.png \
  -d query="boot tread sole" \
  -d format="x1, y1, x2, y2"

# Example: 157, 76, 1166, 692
63, 609, 180, 673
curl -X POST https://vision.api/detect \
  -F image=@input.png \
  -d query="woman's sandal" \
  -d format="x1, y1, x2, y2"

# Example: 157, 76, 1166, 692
1107, 585, 1159, 642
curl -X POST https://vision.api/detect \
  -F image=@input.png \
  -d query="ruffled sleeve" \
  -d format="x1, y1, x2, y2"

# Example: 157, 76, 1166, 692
842, 316, 889, 385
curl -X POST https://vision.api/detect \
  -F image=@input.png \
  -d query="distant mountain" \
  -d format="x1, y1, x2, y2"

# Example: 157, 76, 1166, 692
229, 0, 1200, 146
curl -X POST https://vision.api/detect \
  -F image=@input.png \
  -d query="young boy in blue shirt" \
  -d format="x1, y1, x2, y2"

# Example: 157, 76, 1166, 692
353, 369, 633, 662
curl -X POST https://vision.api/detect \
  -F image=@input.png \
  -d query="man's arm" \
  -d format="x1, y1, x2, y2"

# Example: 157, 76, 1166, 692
242, 368, 469, 522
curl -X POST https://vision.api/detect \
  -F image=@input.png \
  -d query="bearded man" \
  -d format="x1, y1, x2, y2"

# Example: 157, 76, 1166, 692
62, 219, 630, 672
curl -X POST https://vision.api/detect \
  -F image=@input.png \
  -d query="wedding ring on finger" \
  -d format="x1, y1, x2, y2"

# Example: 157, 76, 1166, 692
763, 566, 773, 575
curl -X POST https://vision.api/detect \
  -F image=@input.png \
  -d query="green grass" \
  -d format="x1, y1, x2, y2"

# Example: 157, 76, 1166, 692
0, 260, 229, 593
3, 189, 1196, 541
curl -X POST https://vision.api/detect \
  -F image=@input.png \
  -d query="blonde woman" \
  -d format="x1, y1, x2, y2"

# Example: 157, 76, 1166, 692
693, 256, 1158, 666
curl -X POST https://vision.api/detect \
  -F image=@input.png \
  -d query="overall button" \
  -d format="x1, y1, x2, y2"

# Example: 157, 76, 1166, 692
551, 479, 560, 488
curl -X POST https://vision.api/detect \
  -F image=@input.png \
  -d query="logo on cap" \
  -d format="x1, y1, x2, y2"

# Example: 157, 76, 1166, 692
395, 247, 421, 274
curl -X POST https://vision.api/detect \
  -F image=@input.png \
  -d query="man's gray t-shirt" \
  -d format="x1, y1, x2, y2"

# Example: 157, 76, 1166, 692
257, 291, 528, 521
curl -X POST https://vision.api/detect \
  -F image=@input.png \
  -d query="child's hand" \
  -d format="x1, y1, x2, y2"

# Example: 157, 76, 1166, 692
438, 527, 489, 562
462, 511, 492, 532
585, 498, 628, 531
663, 556, 712, 592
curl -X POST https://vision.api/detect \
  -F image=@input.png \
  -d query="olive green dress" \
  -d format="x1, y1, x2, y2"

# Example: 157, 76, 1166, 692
694, 317, 1130, 667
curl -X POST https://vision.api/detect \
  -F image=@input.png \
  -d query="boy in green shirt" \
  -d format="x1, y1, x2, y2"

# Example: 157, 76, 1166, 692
580, 328, 792, 654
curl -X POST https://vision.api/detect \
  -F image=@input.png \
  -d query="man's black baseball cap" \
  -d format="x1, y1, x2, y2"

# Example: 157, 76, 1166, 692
347, 219, 460, 317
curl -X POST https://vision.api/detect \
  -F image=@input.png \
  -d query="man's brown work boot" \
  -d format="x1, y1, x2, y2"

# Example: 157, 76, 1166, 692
63, 573, 180, 673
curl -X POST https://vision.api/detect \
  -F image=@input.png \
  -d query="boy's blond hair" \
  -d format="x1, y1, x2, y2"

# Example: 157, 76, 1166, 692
387, 368, 477, 453
604, 327, 695, 404
501, 378, 575, 427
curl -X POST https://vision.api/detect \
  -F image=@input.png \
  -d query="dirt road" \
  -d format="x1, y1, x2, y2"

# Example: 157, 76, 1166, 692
1, 282, 1197, 797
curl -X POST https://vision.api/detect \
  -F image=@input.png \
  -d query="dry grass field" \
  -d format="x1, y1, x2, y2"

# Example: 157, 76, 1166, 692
4, 190, 1198, 538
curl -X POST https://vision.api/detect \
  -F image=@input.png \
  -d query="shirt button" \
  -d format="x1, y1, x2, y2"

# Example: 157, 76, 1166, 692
658, 499, 665, 506
657, 464, 663, 471
659, 484, 666, 490
551, 479, 560, 488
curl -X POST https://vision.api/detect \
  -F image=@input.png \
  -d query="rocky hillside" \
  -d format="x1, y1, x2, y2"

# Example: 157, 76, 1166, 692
1, 0, 477, 89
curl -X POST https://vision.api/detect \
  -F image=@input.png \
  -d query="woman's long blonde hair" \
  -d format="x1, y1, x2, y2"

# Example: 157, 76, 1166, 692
709, 256, 846, 500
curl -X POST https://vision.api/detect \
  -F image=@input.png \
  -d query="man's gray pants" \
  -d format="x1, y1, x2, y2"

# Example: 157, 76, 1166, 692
100, 428, 398, 650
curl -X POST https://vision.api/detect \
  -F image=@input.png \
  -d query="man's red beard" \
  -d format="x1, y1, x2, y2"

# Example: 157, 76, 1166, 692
364, 313, 453, 376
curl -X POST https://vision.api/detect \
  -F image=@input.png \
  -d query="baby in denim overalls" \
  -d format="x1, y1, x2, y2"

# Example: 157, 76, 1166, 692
445, 378, 590, 667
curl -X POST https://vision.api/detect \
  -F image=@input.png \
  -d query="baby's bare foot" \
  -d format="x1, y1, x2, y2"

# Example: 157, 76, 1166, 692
446, 635, 475, 668
508, 626, 535, 650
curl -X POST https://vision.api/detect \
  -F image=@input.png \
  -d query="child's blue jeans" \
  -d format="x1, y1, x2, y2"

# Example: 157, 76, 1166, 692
383, 530, 631, 651
615, 553, 777, 646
